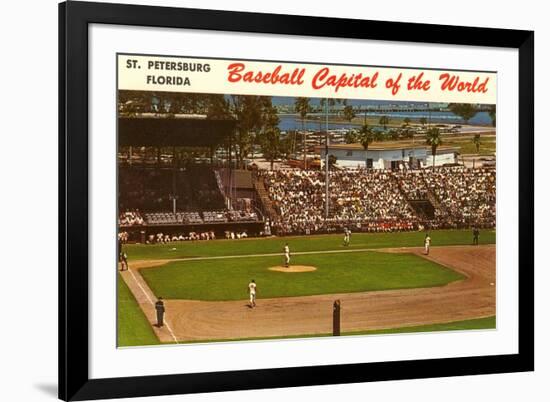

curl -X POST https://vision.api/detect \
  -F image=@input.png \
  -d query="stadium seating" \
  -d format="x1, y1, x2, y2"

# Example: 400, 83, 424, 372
259, 167, 496, 235
119, 166, 260, 227
422, 167, 496, 228
144, 212, 204, 225
118, 165, 495, 235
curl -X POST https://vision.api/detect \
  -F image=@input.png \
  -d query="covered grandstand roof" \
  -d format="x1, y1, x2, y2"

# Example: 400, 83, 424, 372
118, 116, 236, 147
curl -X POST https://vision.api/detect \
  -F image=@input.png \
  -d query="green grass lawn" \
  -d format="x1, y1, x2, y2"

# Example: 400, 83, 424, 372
124, 229, 495, 261
445, 137, 496, 155
140, 251, 464, 301
117, 275, 160, 347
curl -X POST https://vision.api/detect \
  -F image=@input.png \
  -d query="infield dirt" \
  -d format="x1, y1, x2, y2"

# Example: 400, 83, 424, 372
268, 265, 317, 273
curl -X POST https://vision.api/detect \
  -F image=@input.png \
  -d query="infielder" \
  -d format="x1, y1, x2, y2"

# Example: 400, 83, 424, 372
424, 233, 431, 255
343, 227, 351, 247
284, 243, 290, 267
248, 279, 257, 308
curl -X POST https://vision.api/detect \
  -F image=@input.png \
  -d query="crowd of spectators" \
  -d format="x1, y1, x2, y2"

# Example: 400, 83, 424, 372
260, 169, 416, 235
118, 165, 496, 239
226, 210, 259, 222
260, 167, 496, 235
118, 210, 144, 226
395, 171, 430, 201
423, 167, 496, 228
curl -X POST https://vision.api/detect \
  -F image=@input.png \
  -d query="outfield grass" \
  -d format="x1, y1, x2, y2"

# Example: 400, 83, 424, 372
117, 275, 160, 347
124, 229, 495, 261
140, 251, 464, 301
178, 316, 497, 344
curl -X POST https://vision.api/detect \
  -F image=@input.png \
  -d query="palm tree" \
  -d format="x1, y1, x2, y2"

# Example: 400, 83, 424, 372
401, 117, 412, 140
343, 104, 356, 136
488, 105, 496, 127
426, 127, 442, 172
294, 97, 310, 169
420, 117, 427, 129
328, 154, 337, 170
449, 103, 477, 125
358, 124, 376, 169
473, 133, 481, 153
379, 115, 390, 130
400, 125, 413, 140
344, 131, 358, 144
260, 127, 282, 170
320, 98, 344, 113
389, 128, 400, 141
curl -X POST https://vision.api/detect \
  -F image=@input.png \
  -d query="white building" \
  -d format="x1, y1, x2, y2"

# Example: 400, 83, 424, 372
317, 141, 459, 169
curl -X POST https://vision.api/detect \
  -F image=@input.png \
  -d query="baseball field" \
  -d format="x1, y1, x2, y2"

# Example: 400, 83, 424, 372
117, 229, 496, 346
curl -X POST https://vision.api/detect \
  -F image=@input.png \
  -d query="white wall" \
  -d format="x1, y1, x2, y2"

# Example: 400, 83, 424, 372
320, 148, 369, 168
320, 147, 438, 169
424, 152, 458, 167
0, 1, 547, 402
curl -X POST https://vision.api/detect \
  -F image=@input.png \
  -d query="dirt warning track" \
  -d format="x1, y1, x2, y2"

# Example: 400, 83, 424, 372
120, 245, 495, 342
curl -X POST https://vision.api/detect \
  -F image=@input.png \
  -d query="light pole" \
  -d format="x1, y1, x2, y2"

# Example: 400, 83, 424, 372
325, 98, 330, 220
169, 194, 178, 215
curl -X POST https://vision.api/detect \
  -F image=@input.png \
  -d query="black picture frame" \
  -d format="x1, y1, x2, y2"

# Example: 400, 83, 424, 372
59, 1, 534, 400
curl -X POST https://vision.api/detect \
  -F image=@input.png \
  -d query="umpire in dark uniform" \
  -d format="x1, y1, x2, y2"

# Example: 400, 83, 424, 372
155, 297, 165, 328
473, 227, 480, 245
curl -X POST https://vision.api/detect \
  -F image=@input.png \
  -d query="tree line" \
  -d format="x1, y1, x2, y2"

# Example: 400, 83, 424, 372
118, 92, 495, 170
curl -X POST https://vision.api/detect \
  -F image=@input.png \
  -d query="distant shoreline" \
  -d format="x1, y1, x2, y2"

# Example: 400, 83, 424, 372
277, 113, 494, 128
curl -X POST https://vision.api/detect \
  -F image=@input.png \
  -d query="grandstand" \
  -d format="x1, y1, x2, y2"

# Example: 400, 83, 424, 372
258, 167, 495, 235
117, 116, 495, 243
117, 116, 265, 242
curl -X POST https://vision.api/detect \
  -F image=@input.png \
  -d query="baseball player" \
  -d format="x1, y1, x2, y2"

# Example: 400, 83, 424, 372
424, 233, 431, 255
248, 279, 257, 308
284, 243, 290, 267
119, 251, 128, 271
343, 227, 351, 247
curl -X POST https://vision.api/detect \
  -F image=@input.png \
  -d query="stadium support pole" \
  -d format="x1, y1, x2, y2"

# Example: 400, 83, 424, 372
303, 123, 307, 170
325, 98, 330, 220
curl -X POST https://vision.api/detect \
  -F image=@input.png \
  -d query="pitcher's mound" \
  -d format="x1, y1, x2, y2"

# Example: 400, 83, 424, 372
268, 265, 317, 273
